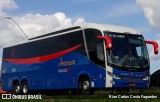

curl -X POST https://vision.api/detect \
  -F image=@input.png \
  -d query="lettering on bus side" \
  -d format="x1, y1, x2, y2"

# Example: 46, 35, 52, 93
58, 68, 69, 73
58, 58, 76, 66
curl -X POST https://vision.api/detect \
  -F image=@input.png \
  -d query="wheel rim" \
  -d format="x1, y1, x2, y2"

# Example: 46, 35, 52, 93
15, 85, 20, 93
23, 84, 28, 94
83, 81, 89, 90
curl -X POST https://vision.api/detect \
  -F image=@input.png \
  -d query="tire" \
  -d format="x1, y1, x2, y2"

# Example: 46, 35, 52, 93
79, 78, 95, 95
21, 81, 28, 94
13, 81, 20, 94
156, 79, 160, 87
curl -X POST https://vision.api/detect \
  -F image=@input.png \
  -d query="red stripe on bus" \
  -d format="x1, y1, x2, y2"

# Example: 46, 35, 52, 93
4, 44, 82, 64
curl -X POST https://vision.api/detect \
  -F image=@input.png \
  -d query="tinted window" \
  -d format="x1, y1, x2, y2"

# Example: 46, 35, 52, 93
104, 32, 149, 71
85, 29, 105, 67
3, 30, 86, 59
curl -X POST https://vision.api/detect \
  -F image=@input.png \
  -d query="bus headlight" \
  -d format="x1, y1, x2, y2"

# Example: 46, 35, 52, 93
143, 76, 149, 80
107, 71, 121, 79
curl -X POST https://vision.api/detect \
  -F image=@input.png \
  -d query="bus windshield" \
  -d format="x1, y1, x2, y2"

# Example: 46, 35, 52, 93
104, 32, 149, 70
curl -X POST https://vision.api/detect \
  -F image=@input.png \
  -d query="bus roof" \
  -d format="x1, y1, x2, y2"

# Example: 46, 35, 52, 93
79, 23, 141, 35
29, 23, 141, 40
4, 23, 141, 48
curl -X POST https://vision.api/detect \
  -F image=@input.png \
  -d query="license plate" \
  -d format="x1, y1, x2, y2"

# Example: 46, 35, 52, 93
129, 83, 136, 87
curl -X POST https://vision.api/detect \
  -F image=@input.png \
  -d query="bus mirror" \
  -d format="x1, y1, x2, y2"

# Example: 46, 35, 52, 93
97, 36, 112, 49
145, 40, 159, 54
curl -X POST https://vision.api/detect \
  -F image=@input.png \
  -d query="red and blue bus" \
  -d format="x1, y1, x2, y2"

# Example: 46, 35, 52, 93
1, 23, 158, 94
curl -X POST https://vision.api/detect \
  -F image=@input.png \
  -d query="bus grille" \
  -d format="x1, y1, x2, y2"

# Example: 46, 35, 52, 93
121, 77, 143, 81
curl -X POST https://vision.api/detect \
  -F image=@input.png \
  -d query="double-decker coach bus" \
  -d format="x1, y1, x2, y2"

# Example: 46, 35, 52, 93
1, 23, 158, 94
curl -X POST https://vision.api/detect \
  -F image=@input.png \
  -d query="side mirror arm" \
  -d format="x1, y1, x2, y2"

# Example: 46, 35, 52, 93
97, 36, 112, 49
145, 40, 159, 54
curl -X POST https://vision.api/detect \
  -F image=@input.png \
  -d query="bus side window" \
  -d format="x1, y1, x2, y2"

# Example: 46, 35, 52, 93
84, 28, 105, 67
88, 48, 95, 61
88, 41, 105, 66
96, 41, 105, 66
97, 42, 105, 61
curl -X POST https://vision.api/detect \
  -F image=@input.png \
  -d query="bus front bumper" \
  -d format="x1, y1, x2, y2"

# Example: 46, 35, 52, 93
112, 79, 149, 89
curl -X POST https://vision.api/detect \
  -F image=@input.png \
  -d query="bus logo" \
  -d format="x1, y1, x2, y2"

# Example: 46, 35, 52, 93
2, 94, 11, 99
58, 58, 76, 66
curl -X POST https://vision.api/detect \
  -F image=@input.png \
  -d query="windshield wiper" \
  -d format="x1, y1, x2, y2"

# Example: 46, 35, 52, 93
132, 56, 144, 69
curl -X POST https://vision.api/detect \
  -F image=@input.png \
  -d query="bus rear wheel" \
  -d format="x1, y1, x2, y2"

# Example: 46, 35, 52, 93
21, 81, 28, 94
13, 81, 20, 94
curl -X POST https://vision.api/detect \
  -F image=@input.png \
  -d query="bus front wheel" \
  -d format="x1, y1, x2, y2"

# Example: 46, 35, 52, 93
79, 78, 95, 95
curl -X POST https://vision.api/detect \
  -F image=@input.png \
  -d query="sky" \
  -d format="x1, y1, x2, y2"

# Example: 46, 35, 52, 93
0, 0, 160, 73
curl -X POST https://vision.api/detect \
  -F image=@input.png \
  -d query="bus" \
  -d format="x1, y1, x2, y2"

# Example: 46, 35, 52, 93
1, 23, 158, 95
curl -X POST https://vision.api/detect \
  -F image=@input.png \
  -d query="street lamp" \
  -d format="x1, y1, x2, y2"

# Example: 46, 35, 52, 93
5, 16, 28, 40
